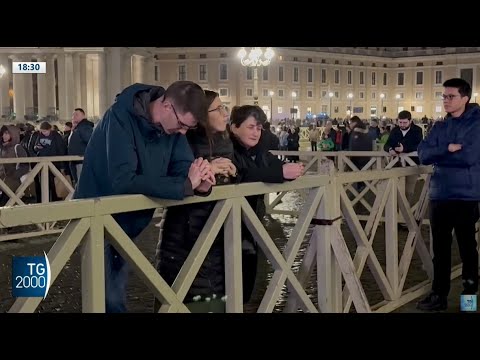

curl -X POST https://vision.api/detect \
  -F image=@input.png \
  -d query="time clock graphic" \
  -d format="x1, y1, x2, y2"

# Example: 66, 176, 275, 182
12, 61, 46, 74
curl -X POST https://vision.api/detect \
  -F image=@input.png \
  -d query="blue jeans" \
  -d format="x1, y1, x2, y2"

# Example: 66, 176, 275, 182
104, 243, 130, 313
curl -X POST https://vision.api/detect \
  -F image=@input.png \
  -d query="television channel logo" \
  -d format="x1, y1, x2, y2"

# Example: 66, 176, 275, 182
12, 252, 51, 298
460, 295, 477, 312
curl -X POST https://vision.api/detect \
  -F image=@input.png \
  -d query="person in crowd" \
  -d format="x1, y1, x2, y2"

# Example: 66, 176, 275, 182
74, 81, 214, 313
33, 121, 67, 202
0, 125, 29, 206
229, 105, 304, 303
383, 110, 423, 205
155, 90, 236, 313
417, 78, 480, 311
67, 108, 94, 184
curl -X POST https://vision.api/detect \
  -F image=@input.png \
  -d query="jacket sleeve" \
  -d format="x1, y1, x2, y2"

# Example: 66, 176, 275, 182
167, 134, 194, 178
55, 132, 67, 170
403, 126, 423, 153
106, 111, 194, 200
79, 124, 94, 146
235, 151, 284, 183
417, 123, 449, 165
434, 120, 480, 168
383, 128, 398, 152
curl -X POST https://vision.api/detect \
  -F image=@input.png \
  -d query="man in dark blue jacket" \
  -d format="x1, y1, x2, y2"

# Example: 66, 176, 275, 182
417, 78, 480, 311
74, 81, 214, 312
67, 108, 94, 185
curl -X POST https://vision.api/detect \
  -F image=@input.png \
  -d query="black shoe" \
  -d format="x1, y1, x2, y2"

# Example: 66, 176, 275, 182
416, 292, 448, 311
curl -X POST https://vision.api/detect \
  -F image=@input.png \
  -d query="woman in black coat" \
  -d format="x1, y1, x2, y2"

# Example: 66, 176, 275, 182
155, 90, 236, 312
229, 105, 304, 303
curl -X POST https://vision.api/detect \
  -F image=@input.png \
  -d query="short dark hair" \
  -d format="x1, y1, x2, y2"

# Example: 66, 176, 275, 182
230, 105, 267, 128
39, 121, 52, 130
398, 110, 412, 120
443, 78, 472, 101
350, 116, 365, 129
0, 125, 8, 136
65, 121, 73, 128
74, 108, 85, 115
164, 81, 208, 125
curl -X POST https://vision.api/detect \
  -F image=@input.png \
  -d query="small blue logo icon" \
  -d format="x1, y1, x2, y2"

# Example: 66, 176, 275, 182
12, 252, 51, 298
460, 295, 477, 312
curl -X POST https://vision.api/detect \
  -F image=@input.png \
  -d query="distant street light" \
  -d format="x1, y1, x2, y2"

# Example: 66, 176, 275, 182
328, 92, 334, 117
347, 92, 353, 117
237, 47, 274, 105
269, 90, 274, 121
0, 64, 6, 119
380, 93, 385, 118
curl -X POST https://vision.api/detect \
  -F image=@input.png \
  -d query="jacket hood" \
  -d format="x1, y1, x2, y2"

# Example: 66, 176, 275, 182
116, 83, 166, 137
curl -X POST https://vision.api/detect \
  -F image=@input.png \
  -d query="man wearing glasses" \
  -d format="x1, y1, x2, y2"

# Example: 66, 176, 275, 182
417, 78, 480, 311
74, 81, 215, 313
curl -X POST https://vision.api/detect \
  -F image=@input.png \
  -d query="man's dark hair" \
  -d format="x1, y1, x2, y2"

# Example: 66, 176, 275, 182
74, 108, 85, 115
230, 105, 267, 128
350, 116, 365, 129
39, 121, 52, 130
65, 121, 73, 128
443, 78, 472, 101
264, 121, 271, 130
164, 81, 208, 125
398, 110, 412, 120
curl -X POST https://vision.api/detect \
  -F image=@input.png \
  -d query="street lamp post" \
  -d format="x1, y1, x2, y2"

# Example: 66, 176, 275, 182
0, 64, 5, 119
380, 93, 385, 118
347, 92, 353, 118
269, 90, 274, 122
238, 47, 275, 106
328, 92, 334, 118
291, 91, 297, 120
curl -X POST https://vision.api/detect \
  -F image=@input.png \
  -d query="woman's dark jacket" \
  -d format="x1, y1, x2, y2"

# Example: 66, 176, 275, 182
156, 129, 234, 302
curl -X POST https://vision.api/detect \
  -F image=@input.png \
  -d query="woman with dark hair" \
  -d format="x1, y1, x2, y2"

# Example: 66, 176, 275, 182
229, 105, 304, 303
155, 90, 236, 313
0, 125, 30, 206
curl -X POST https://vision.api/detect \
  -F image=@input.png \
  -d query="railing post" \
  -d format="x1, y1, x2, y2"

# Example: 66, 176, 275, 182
224, 200, 243, 312
314, 176, 342, 312
384, 178, 399, 299
81, 215, 105, 313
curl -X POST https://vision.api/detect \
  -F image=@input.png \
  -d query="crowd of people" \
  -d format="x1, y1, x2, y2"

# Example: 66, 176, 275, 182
0, 110, 93, 205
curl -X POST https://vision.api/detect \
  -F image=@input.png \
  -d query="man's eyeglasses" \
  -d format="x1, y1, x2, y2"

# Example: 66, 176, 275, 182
208, 104, 227, 113
171, 104, 197, 130
441, 94, 460, 101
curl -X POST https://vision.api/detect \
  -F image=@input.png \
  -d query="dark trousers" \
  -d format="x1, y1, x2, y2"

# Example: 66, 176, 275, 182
310, 141, 317, 152
34, 174, 61, 203
430, 200, 479, 296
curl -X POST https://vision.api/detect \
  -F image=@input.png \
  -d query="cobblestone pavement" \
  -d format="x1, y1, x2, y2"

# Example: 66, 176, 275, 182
0, 190, 471, 313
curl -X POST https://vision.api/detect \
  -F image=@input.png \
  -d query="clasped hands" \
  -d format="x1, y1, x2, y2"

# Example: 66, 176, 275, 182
188, 157, 237, 193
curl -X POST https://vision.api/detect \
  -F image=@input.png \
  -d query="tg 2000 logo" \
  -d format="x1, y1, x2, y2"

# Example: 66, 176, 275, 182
12, 252, 51, 298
